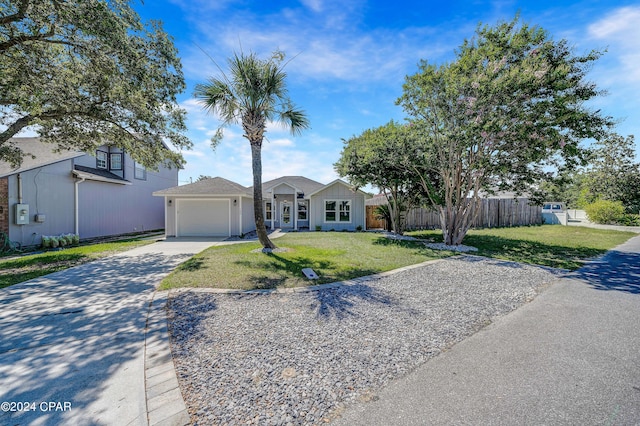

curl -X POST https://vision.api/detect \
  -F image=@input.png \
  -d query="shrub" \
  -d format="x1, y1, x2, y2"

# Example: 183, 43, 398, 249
50, 236, 59, 248
315, 225, 322, 231
584, 199, 625, 224
619, 214, 640, 227
42, 236, 51, 249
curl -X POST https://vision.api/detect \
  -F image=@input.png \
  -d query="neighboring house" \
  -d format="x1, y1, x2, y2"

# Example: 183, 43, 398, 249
153, 176, 369, 237
0, 137, 178, 248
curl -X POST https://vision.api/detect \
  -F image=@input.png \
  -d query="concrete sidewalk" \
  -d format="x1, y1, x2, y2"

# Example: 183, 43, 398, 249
334, 235, 640, 425
0, 237, 224, 426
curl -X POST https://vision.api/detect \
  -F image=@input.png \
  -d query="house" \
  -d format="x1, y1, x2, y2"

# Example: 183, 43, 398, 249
0, 137, 178, 248
153, 176, 369, 237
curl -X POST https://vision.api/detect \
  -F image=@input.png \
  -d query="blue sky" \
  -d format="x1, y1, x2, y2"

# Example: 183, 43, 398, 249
135, 0, 640, 187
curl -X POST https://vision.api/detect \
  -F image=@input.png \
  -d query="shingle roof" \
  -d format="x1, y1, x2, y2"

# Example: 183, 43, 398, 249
74, 165, 129, 182
0, 137, 85, 178
153, 177, 252, 196
257, 176, 325, 198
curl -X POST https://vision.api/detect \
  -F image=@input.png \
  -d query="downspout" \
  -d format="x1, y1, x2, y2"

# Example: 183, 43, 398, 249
74, 177, 85, 235
238, 197, 242, 235
17, 173, 23, 203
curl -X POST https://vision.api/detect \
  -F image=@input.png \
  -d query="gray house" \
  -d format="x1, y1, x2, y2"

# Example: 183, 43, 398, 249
0, 138, 178, 248
153, 176, 369, 237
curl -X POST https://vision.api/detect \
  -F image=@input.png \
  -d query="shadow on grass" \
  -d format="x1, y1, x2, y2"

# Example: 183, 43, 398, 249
176, 257, 206, 272
0, 253, 89, 289
460, 234, 607, 270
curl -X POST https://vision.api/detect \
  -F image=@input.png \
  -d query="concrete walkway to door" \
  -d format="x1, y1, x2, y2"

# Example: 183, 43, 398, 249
0, 237, 229, 426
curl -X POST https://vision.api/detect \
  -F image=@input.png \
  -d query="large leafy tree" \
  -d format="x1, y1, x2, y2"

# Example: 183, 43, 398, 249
0, 0, 190, 168
335, 120, 432, 234
581, 134, 640, 213
397, 16, 613, 245
194, 51, 310, 250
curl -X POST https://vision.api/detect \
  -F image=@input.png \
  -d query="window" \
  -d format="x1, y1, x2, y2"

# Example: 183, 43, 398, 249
134, 161, 146, 180
109, 153, 123, 170
297, 201, 308, 220
265, 202, 272, 220
325, 200, 351, 223
96, 151, 108, 169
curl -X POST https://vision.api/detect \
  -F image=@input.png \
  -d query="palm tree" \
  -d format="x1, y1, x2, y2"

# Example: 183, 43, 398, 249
194, 51, 310, 249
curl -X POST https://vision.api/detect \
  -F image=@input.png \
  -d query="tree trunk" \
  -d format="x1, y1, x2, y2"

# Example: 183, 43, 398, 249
250, 142, 276, 249
440, 196, 480, 245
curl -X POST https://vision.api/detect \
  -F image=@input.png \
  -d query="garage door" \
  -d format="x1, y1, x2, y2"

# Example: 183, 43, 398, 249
177, 199, 230, 237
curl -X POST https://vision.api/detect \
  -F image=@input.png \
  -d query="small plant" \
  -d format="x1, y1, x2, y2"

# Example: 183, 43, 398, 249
50, 236, 60, 248
42, 236, 51, 249
619, 214, 640, 227
315, 225, 322, 232
356, 225, 363, 232
584, 199, 625, 224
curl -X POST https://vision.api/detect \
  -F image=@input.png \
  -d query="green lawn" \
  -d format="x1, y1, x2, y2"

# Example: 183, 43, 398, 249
408, 225, 636, 270
0, 238, 155, 289
159, 232, 449, 290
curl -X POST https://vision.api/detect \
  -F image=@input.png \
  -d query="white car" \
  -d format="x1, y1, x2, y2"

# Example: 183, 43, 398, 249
542, 202, 565, 213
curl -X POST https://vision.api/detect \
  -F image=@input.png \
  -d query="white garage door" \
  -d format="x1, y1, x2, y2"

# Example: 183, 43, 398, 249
177, 199, 230, 237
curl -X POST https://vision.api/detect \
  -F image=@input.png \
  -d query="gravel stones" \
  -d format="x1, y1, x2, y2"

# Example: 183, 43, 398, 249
167, 256, 562, 425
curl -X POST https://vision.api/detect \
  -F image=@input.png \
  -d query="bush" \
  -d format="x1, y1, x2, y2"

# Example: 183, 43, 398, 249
619, 214, 640, 227
42, 236, 51, 249
584, 200, 626, 224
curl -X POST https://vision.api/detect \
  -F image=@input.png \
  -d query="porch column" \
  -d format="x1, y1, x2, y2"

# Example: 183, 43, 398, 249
294, 197, 298, 230
271, 192, 275, 230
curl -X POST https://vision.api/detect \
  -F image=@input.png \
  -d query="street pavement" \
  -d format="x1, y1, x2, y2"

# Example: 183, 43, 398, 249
334, 235, 640, 425
0, 238, 223, 426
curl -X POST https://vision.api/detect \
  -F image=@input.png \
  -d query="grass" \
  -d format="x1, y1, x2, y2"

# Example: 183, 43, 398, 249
407, 225, 636, 270
0, 238, 156, 289
162, 225, 636, 291
2, 225, 635, 291
159, 232, 450, 291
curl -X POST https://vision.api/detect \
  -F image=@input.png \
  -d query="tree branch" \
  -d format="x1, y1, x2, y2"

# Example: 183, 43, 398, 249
0, 0, 30, 25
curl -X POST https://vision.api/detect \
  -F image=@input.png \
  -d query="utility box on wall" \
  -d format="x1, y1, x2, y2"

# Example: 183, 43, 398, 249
14, 203, 29, 225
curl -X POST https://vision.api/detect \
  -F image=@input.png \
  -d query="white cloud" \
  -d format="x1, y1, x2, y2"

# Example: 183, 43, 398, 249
588, 6, 640, 83
300, 0, 323, 13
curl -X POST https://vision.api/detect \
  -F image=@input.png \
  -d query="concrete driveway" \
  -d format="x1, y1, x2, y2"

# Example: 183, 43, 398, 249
0, 237, 224, 426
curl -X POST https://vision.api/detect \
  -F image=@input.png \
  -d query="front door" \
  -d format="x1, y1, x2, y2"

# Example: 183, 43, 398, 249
280, 202, 292, 228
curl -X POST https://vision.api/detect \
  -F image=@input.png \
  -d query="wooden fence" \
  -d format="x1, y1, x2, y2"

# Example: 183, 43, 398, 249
366, 198, 542, 230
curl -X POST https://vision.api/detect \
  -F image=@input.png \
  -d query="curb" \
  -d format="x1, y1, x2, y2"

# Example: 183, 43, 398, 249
144, 290, 190, 426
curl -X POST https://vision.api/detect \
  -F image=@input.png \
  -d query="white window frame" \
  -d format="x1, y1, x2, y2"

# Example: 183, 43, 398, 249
96, 151, 108, 169
324, 199, 351, 223
297, 201, 308, 220
265, 202, 272, 221
109, 153, 123, 170
134, 161, 146, 180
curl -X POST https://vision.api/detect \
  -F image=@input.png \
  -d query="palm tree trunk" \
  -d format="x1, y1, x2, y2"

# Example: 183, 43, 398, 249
250, 142, 276, 249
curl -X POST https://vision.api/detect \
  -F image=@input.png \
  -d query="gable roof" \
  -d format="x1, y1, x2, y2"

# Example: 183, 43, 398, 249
153, 177, 252, 196
0, 137, 85, 178
307, 178, 372, 198
258, 176, 325, 198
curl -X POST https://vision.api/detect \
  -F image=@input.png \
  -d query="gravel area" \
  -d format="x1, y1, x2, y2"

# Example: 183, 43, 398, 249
167, 256, 563, 425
